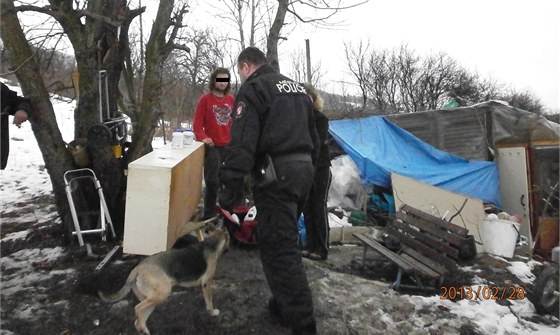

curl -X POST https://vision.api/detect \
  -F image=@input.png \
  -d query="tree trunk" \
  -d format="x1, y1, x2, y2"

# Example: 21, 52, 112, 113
267, 0, 289, 72
2, 0, 184, 242
1, 0, 141, 240
127, 0, 175, 162
0, 1, 75, 229
57, 0, 132, 238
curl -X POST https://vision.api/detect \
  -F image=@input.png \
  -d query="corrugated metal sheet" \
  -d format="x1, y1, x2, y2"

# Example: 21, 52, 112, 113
386, 107, 491, 161
347, 101, 558, 161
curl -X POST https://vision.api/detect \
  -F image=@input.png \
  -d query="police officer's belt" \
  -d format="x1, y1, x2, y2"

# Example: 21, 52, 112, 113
272, 153, 312, 166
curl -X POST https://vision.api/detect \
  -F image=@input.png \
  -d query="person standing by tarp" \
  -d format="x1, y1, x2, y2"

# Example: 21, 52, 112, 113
1, 83, 31, 170
301, 83, 332, 261
193, 68, 235, 219
218, 47, 320, 334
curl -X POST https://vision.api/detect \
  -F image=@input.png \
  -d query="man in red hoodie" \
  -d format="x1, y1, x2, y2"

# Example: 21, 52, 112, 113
193, 68, 235, 219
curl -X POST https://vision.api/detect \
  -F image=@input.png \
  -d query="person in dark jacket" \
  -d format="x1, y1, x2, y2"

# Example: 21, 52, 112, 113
301, 83, 332, 261
1, 83, 31, 170
218, 47, 319, 335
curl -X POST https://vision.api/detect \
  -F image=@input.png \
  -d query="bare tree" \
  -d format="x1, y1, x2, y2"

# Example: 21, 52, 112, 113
382, 51, 400, 112
287, 47, 323, 87
268, 0, 369, 71
476, 75, 501, 102
446, 69, 481, 106
209, 0, 368, 72
417, 52, 459, 111
1, 0, 74, 229
1, 0, 191, 237
210, 0, 272, 51
344, 40, 370, 111
344, 41, 546, 116
165, 27, 231, 126
322, 80, 365, 119
501, 89, 544, 114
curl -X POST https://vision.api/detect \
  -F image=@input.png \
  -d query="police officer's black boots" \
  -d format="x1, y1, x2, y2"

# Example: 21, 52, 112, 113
268, 297, 290, 327
291, 316, 317, 335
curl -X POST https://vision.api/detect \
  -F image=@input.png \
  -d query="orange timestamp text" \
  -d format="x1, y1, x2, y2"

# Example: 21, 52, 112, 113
440, 285, 526, 301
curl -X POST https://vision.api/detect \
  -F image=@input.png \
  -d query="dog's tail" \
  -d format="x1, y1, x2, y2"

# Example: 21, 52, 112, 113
98, 267, 138, 302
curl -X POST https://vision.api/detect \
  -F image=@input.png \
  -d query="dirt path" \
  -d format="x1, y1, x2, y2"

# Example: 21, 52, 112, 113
1, 215, 558, 335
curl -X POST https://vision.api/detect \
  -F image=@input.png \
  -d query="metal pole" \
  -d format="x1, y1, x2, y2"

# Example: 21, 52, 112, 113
65, 184, 85, 246
98, 71, 104, 123
98, 70, 110, 122
305, 39, 312, 84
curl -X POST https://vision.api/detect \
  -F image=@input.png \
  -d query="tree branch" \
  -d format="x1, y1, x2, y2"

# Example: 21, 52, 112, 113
287, 0, 369, 25
0, 49, 38, 76
14, 4, 56, 16
75, 10, 122, 27
128, 6, 146, 20
172, 43, 190, 53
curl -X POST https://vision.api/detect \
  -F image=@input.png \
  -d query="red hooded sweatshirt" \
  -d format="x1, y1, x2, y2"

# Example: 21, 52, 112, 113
192, 92, 234, 147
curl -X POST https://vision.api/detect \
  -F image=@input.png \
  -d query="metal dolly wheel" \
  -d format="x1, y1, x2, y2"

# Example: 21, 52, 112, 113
64, 168, 116, 246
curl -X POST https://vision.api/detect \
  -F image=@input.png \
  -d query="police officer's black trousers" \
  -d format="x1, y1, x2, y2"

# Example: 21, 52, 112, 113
1, 114, 11, 169
254, 160, 316, 330
203, 145, 225, 219
303, 166, 332, 257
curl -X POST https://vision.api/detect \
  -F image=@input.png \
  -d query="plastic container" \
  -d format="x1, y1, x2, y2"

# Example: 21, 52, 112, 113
481, 218, 520, 258
297, 214, 306, 248
183, 130, 194, 146
552, 246, 560, 264
171, 129, 183, 149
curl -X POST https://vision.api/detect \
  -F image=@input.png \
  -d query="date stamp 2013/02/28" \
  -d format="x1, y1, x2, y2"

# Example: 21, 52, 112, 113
440, 285, 526, 301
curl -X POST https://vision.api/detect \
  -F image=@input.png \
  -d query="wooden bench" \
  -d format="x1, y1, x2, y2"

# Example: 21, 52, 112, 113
353, 204, 474, 290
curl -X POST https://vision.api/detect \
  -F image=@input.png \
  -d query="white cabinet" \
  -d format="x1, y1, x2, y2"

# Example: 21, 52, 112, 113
123, 142, 204, 255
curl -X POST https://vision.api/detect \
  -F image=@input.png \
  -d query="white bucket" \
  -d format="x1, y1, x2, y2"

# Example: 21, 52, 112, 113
481, 219, 520, 258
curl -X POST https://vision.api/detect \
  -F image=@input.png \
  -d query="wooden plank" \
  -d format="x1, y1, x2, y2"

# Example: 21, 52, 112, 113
329, 226, 372, 244
401, 204, 469, 236
399, 252, 441, 279
391, 173, 484, 254
394, 212, 465, 247
401, 247, 449, 276
392, 219, 460, 258
389, 229, 457, 270
353, 233, 415, 273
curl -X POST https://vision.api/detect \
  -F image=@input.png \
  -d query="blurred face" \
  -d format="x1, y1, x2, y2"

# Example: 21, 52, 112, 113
214, 73, 229, 92
237, 62, 250, 84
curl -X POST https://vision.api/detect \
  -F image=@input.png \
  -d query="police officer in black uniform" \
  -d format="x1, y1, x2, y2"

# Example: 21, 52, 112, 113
218, 47, 319, 334
1, 83, 31, 170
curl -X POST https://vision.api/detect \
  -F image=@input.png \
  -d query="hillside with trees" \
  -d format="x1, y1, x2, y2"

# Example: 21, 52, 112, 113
0, 0, 367, 239
343, 41, 546, 116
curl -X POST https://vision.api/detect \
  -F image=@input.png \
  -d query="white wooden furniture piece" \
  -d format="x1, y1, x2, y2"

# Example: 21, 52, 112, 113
123, 142, 204, 255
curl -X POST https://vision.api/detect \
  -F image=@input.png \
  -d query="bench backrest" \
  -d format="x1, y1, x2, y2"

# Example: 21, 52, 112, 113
389, 204, 470, 271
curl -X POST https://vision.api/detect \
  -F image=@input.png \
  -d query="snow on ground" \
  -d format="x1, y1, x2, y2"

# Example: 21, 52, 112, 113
0, 80, 558, 334
507, 259, 540, 284
1, 247, 73, 297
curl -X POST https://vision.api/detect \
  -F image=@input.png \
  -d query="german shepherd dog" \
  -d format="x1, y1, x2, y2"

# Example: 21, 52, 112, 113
99, 226, 230, 335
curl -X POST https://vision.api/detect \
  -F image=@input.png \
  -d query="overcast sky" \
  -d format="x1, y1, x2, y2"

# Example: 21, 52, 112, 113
184, 0, 558, 111
280, 0, 559, 111
15, 0, 557, 111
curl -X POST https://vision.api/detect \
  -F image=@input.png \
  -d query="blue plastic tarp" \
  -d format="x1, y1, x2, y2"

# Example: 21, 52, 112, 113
329, 116, 501, 207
